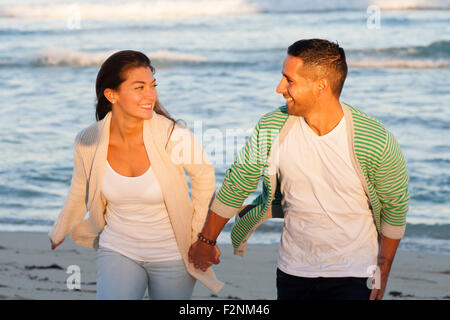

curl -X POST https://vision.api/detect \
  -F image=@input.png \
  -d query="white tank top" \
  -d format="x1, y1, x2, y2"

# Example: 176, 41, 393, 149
275, 115, 379, 278
99, 161, 182, 262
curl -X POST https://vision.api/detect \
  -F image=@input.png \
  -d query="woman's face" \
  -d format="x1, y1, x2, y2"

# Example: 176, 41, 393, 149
106, 66, 158, 120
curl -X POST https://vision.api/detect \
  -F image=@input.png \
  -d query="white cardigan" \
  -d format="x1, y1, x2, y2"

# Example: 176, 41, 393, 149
49, 111, 224, 294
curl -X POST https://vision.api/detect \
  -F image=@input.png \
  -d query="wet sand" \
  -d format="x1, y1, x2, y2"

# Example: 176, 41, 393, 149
0, 232, 449, 300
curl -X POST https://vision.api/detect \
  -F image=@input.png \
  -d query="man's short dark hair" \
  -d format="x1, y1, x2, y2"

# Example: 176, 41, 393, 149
287, 39, 347, 97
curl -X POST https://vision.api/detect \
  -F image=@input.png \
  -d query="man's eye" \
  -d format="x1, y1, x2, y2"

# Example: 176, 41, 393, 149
135, 86, 144, 90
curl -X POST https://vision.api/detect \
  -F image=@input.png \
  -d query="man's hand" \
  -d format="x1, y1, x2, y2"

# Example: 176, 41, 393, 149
188, 240, 221, 272
370, 235, 401, 300
189, 209, 229, 271
369, 257, 392, 300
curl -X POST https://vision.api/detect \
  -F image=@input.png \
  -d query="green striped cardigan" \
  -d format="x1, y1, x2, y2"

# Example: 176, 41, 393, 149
210, 102, 409, 256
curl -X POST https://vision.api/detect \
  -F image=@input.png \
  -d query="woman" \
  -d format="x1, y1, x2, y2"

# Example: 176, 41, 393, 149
49, 50, 223, 299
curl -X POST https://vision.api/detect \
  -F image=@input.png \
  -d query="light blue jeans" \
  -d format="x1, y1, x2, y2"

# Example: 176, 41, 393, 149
96, 246, 196, 300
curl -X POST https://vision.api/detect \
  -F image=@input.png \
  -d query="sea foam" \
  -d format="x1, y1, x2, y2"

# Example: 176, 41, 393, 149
27, 49, 206, 67
0, 0, 260, 19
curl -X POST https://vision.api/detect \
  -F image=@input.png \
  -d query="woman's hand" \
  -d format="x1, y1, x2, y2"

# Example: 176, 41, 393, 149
50, 238, 64, 250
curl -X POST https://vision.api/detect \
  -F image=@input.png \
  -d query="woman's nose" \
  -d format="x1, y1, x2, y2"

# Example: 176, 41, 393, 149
145, 87, 157, 100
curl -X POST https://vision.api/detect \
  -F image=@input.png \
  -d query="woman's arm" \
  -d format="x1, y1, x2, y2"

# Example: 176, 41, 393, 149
49, 140, 88, 249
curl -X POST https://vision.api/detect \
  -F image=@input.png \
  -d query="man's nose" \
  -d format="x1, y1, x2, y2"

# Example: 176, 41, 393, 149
276, 78, 286, 95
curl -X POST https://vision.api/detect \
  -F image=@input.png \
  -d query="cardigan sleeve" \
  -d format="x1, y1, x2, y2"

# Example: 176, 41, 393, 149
48, 138, 88, 245
210, 120, 265, 219
374, 131, 409, 239
170, 126, 216, 244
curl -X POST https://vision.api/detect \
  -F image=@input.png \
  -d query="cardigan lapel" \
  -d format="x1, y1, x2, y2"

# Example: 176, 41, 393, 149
143, 113, 192, 252
342, 102, 371, 201
87, 112, 111, 210
84, 111, 192, 251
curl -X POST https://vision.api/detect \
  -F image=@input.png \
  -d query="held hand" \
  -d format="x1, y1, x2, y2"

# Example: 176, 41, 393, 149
188, 240, 221, 272
369, 264, 390, 300
370, 236, 400, 300
214, 245, 221, 264
50, 238, 64, 251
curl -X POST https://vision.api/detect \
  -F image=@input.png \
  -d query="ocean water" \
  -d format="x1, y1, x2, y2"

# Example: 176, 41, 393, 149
0, 0, 449, 254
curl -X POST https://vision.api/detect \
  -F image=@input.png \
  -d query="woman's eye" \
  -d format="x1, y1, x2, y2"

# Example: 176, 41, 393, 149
135, 86, 144, 90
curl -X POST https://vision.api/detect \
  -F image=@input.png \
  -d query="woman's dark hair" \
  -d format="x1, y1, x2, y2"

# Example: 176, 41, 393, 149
95, 50, 175, 123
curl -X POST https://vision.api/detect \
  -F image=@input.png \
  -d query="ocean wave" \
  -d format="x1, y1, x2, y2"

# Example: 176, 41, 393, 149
1, 0, 447, 20
254, 0, 450, 12
2, 40, 449, 70
346, 40, 450, 69
0, 216, 448, 242
222, 220, 450, 241
348, 58, 449, 69
0, 217, 54, 226
389, 115, 450, 130
0, 184, 55, 199
3, 49, 448, 70
0, 49, 207, 68
404, 223, 450, 240
0, 0, 260, 19
350, 41, 450, 59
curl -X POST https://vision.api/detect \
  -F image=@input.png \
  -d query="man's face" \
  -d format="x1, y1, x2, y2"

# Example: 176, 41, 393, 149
276, 55, 316, 116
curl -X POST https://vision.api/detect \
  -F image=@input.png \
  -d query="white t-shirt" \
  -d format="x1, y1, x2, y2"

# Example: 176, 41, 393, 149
274, 115, 379, 278
99, 161, 182, 262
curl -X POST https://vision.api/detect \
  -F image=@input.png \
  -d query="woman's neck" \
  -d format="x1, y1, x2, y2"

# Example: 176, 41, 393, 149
110, 111, 144, 146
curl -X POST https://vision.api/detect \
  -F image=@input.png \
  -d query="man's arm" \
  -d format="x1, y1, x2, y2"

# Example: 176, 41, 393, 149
201, 210, 230, 241
189, 118, 268, 271
188, 210, 230, 271
370, 235, 401, 300
369, 131, 408, 299
375, 131, 409, 238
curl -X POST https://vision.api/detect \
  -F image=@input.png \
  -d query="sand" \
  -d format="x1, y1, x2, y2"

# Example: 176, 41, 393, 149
0, 232, 449, 300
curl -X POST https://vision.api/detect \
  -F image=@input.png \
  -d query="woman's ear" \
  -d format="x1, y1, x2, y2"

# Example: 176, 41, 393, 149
104, 88, 116, 104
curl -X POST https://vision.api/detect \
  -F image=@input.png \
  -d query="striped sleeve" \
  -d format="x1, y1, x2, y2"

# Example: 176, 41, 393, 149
211, 120, 264, 219
374, 130, 409, 239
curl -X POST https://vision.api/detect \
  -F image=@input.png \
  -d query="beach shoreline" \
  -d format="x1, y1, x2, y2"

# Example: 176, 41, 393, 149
0, 231, 449, 300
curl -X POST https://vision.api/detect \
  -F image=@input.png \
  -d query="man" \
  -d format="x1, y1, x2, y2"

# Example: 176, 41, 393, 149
189, 39, 409, 300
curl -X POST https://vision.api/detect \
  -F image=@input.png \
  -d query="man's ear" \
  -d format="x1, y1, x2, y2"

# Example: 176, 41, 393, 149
315, 78, 330, 97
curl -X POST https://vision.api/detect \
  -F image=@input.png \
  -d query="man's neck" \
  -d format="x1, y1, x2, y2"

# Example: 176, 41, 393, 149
303, 99, 344, 136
